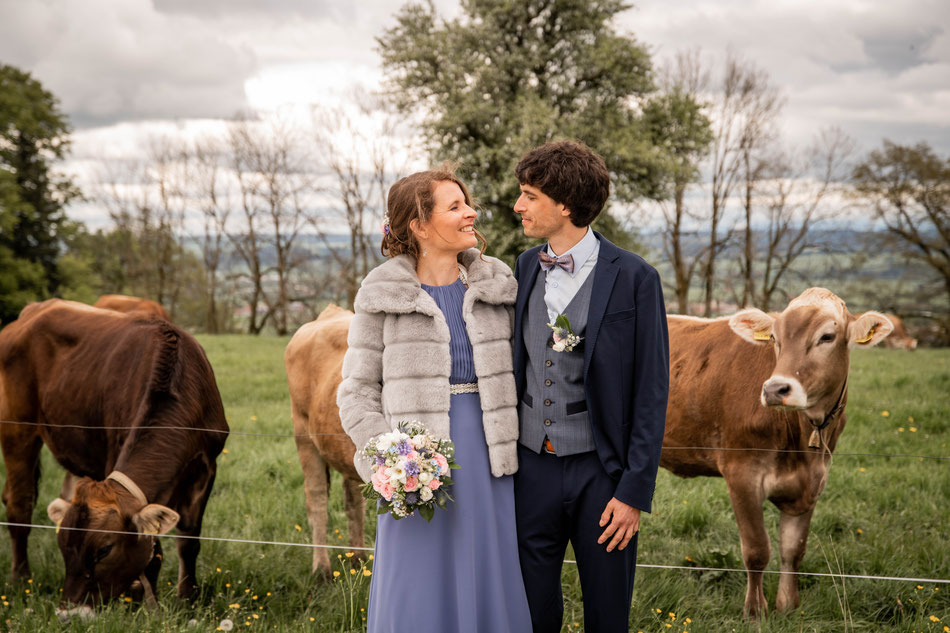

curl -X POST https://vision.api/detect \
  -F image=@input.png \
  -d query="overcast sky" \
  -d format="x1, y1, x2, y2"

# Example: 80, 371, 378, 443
1, 0, 947, 226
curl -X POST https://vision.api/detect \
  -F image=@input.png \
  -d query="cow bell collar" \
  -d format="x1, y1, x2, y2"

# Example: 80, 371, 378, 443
106, 471, 148, 507
807, 376, 849, 449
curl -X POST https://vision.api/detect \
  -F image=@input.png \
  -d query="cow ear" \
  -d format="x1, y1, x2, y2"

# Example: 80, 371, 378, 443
729, 309, 776, 345
848, 311, 894, 348
47, 498, 71, 525
133, 504, 180, 535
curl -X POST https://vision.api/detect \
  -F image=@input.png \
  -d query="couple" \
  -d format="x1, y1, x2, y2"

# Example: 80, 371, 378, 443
338, 140, 670, 633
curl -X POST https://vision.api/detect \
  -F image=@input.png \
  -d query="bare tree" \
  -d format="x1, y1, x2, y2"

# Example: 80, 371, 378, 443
753, 128, 854, 310
312, 93, 414, 309
702, 52, 780, 315
644, 50, 714, 314
190, 135, 232, 333
227, 114, 317, 335
853, 140, 950, 338
95, 136, 189, 314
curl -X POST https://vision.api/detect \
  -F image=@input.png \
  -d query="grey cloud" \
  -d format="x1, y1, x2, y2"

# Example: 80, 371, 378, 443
0, 0, 257, 127
153, 0, 349, 19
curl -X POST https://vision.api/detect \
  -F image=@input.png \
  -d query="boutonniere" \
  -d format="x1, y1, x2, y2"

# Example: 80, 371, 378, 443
548, 314, 583, 352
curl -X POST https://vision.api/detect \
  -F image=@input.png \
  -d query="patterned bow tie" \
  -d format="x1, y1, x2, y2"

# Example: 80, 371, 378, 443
538, 251, 575, 274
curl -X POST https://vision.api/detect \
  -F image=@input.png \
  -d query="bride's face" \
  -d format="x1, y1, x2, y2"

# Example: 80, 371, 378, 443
412, 181, 478, 255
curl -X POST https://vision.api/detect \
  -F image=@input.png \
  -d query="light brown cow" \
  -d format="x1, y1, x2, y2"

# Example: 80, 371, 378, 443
94, 294, 170, 321
0, 299, 227, 619
881, 313, 918, 349
661, 288, 892, 617
284, 304, 365, 574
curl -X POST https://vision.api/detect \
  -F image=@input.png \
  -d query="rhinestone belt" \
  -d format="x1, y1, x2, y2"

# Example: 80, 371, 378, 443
449, 382, 479, 395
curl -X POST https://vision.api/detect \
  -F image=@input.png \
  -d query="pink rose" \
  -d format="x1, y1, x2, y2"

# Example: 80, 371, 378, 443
435, 455, 449, 474
405, 476, 419, 492
379, 483, 394, 501
428, 478, 441, 490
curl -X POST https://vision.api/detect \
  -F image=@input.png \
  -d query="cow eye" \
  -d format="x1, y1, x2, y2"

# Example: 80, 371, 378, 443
818, 333, 835, 344
95, 544, 113, 563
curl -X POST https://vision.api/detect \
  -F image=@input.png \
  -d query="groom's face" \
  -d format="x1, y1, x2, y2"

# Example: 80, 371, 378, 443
514, 184, 571, 240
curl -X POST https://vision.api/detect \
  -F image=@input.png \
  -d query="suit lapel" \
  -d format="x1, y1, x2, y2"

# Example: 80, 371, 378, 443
584, 234, 621, 379
515, 247, 543, 337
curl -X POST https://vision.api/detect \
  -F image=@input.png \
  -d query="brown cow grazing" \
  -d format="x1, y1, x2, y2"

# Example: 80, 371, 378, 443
0, 299, 228, 619
285, 304, 365, 575
94, 294, 170, 320
661, 288, 892, 617
881, 313, 918, 349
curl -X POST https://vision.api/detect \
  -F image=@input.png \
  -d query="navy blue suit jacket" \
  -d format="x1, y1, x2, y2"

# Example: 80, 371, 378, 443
513, 232, 669, 513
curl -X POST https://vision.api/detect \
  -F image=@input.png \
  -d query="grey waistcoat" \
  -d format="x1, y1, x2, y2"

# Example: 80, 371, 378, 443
518, 269, 596, 455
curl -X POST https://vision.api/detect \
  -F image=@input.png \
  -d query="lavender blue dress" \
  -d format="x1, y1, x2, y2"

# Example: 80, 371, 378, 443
367, 278, 532, 633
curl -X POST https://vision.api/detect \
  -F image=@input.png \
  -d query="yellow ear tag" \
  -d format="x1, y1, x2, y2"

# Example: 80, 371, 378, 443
753, 329, 771, 341
56, 520, 62, 534
855, 324, 876, 344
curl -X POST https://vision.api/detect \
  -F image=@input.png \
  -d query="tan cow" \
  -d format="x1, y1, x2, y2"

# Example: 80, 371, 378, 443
284, 305, 365, 574
881, 313, 918, 349
93, 294, 170, 321
661, 288, 892, 617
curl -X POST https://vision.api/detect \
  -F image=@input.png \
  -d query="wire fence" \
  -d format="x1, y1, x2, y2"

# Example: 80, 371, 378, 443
2, 521, 948, 586
2, 419, 948, 461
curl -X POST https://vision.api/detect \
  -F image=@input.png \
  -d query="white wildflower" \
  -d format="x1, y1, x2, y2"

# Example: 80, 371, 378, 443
219, 618, 234, 632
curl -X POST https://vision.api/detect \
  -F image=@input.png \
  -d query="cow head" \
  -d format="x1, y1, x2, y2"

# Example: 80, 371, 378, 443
46, 478, 178, 615
728, 288, 892, 419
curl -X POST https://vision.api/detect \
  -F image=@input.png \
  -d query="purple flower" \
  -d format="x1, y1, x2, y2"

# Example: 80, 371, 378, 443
376, 456, 385, 466
405, 492, 420, 505
405, 460, 420, 477
396, 440, 412, 456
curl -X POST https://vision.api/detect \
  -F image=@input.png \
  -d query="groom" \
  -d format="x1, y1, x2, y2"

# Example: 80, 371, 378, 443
512, 140, 670, 632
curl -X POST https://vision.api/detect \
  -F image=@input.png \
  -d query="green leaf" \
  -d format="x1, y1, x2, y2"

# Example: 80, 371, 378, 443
555, 314, 571, 330
418, 504, 435, 522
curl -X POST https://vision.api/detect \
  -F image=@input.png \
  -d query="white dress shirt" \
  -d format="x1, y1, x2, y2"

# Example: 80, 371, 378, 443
543, 227, 600, 323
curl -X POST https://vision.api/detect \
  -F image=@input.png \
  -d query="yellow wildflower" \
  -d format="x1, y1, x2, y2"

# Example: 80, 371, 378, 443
363, 569, 372, 577
881, 411, 890, 417
910, 427, 917, 432
345, 552, 354, 558
332, 571, 341, 578
294, 525, 302, 532
350, 569, 357, 575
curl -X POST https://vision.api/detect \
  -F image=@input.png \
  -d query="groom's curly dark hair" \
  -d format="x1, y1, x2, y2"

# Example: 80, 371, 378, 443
515, 140, 610, 227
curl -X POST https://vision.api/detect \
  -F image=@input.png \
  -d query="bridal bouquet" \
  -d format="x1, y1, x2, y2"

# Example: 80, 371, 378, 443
361, 421, 458, 521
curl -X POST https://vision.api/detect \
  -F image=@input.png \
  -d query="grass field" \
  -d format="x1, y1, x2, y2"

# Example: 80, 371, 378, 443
1, 336, 948, 632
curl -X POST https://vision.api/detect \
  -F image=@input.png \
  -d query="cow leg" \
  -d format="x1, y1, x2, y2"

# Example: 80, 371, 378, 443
294, 433, 331, 575
173, 458, 216, 600
342, 476, 365, 558
776, 506, 815, 612
1, 433, 43, 581
726, 479, 770, 618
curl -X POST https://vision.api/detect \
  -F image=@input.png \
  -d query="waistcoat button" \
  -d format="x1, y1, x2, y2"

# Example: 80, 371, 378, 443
544, 419, 552, 426
544, 378, 552, 386
545, 360, 552, 367
544, 399, 552, 406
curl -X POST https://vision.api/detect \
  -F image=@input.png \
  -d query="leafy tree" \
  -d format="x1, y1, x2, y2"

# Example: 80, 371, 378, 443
0, 64, 80, 323
852, 140, 950, 337
377, 0, 664, 264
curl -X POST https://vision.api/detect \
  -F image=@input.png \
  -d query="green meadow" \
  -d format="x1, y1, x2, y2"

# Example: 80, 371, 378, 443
0, 336, 947, 632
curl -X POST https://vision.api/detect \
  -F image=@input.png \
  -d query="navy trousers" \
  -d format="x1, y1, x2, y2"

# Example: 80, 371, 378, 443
514, 444, 639, 633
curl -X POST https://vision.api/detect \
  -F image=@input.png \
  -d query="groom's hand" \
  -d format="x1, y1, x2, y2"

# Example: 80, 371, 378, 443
597, 497, 640, 552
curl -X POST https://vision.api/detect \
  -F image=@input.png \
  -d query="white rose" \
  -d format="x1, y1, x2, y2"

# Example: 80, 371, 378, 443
387, 464, 407, 482
418, 471, 433, 484
411, 434, 426, 449
552, 340, 567, 352
419, 486, 433, 502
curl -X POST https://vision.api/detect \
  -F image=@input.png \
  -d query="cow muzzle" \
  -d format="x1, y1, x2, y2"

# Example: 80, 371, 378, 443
761, 375, 808, 408
57, 604, 95, 623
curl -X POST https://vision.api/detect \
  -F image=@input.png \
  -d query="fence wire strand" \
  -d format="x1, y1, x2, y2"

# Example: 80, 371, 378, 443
2, 521, 947, 585
1, 420, 947, 461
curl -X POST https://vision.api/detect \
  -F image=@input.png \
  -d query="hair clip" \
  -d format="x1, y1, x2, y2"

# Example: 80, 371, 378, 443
381, 214, 391, 235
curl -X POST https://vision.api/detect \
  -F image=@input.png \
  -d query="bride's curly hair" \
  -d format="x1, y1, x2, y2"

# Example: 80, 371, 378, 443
381, 163, 487, 259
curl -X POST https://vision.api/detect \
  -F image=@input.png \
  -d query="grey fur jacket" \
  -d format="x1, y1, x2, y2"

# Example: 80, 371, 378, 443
337, 249, 520, 482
